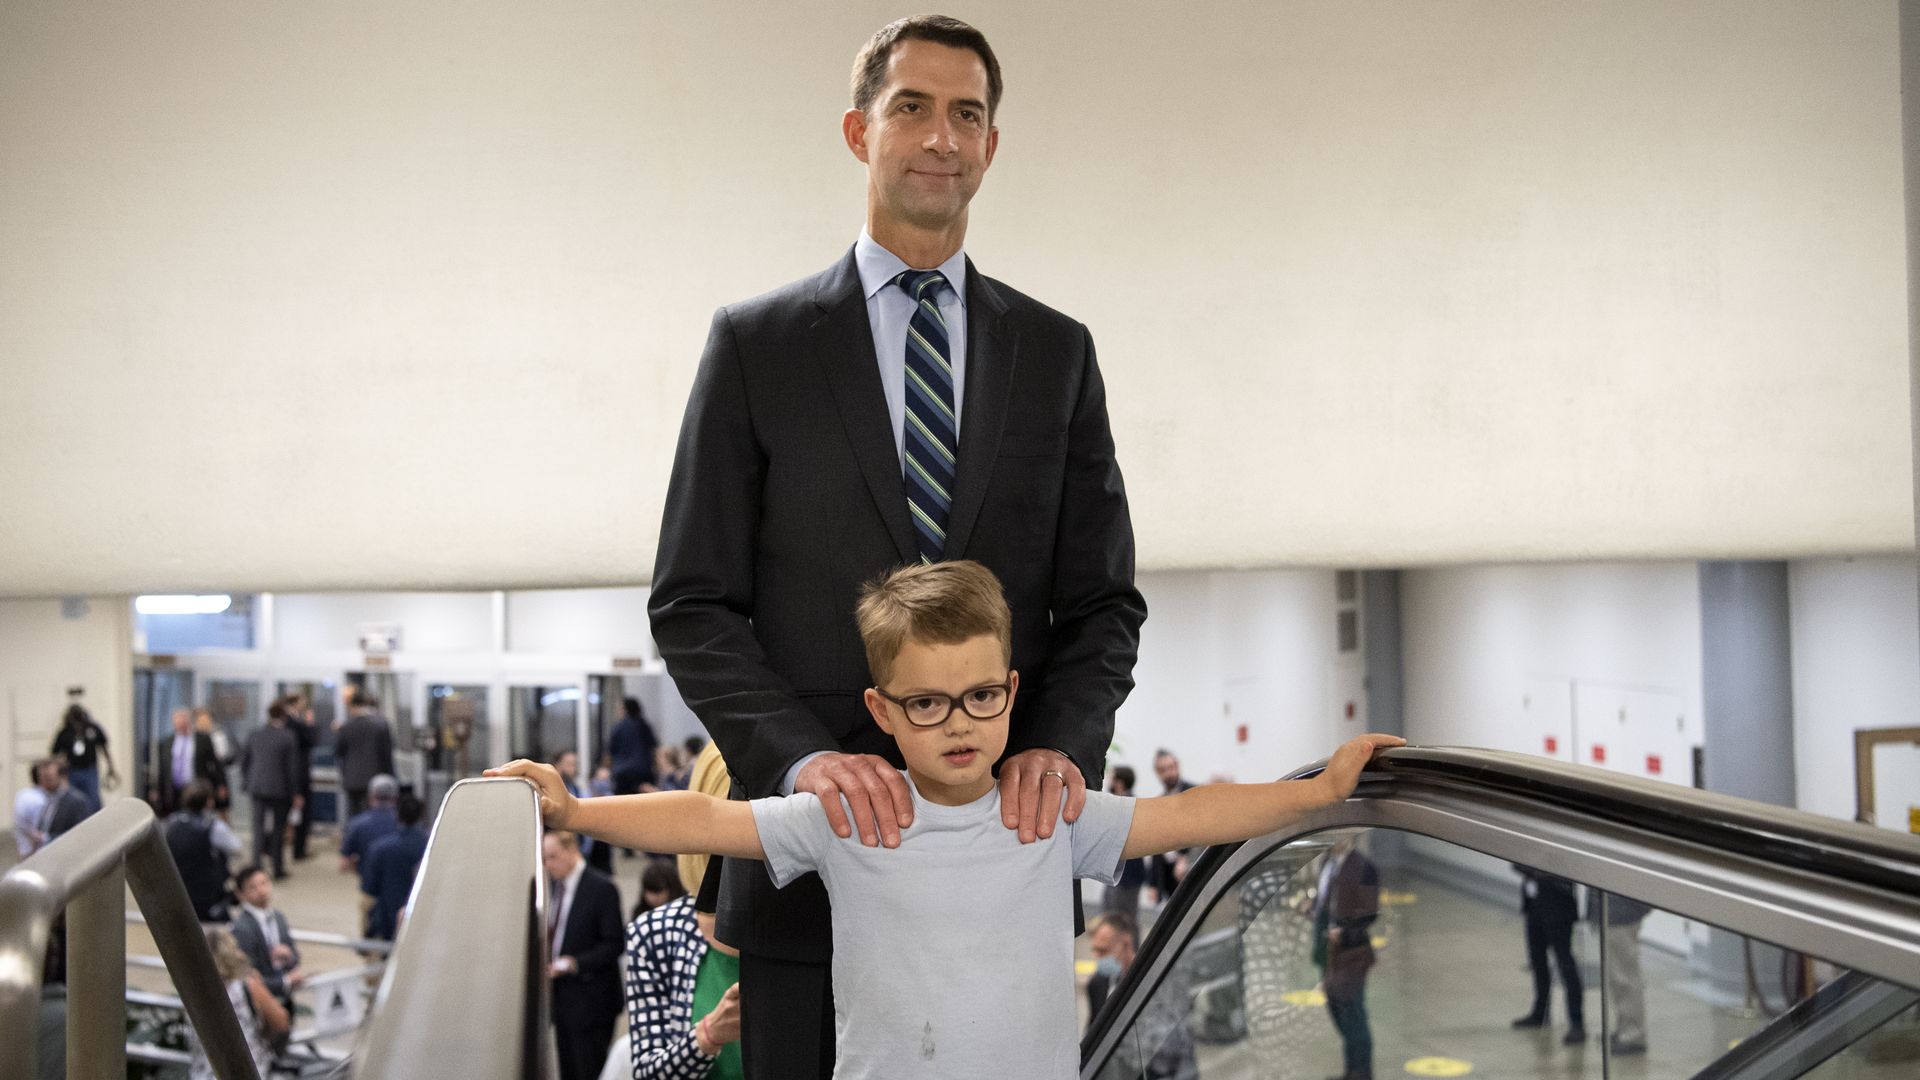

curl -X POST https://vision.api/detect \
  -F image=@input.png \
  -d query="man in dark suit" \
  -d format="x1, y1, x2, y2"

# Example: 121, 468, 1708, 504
335, 694, 396, 819
646, 16, 1146, 1077
239, 703, 302, 880
542, 830, 623, 1080
154, 707, 223, 817
231, 863, 303, 1011
1513, 864, 1586, 1043
36, 759, 90, 843
1314, 836, 1381, 1080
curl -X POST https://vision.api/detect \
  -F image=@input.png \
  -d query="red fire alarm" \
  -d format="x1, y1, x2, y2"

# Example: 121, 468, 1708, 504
1236, 724, 1249, 744
1544, 735, 1558, 754
1646, 754, 1662, 776
1592, 744, 1607, 764
1345, 701, 1355, 719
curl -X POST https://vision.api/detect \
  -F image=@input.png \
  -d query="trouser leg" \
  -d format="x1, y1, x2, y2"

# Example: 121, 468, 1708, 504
1548, 918, 1584, 1027
1523, 912, 1551, 1019
738, 950, 834, 1080
1605, 921, 1647, 1043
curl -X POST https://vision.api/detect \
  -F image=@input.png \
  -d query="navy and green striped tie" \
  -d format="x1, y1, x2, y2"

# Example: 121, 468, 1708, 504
896, 269, 957, 564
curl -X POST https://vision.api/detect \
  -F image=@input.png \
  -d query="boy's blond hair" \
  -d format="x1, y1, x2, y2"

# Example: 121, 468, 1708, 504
678, 741, 732, 895
855, 560, 1012, 685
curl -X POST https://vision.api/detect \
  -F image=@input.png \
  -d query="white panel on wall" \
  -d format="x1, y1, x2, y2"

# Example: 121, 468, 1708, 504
506, 588, 652, 657
1524, 678, 1574, 761
1788, 556, 1920, 823
272, 593, 496, 654
0, 1, 1910, 597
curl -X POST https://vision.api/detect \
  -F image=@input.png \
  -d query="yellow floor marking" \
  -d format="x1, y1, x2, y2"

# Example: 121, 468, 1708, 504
1382, 890, 1420, 905
1404, 1056, 1473, 1076
1074, 959, 1096, 977
1282, 989, 1328, 1007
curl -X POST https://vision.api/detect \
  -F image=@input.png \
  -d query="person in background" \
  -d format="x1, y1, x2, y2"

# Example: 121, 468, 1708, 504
50, 688, 116, 813
1512, 864, 1586, 1044
652, 745, 690, 793
632, 857, 688, 921
37, 759, 90, 844
340, 774, 401, 935
231, 863, 304, 1015
1103, 765, 1146, 924
239, 702, 301, 881
590, 763, 614, 799
188, 924, 285, 1080
363, 792, 429, 941
555, 750, 611, 875
14, 758, 51, 858
608, 697, 659, 798
164, 780, 242, 922
192, 708, 234, 819
623, 741, 742, 1079
544, 829, 624, 1080
1314, 835, 1380, 1080
1602, 893, 1652, 1056
1085, 911, 1135, 1020
155, 707, 222, 817
1147, 749, 1195, 903
335, 692, 396, 819
283, 693, 318, 862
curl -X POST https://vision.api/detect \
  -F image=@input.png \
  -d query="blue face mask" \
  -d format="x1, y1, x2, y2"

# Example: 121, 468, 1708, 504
1095, 955, 1123, 979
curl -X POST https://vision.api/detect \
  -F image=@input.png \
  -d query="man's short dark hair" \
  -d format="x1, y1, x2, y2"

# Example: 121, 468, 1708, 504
234, 863, 270, 892
851, 15, 1003, 122
623, 697, 644, 720
1091, 911, 1138, 947
182, 780, 212, 814
397, 793, 425, 827
1111, 765, 1136, 792
357, 692, 380, 710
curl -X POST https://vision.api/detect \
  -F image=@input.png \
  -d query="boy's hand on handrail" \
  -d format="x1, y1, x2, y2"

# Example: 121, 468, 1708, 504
1318, 734, 1405, 801
484, 760, 577, 830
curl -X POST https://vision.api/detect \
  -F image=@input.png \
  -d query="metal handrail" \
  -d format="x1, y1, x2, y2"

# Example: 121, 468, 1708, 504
350, 776, 555, 1079
0, 798, 260, 1080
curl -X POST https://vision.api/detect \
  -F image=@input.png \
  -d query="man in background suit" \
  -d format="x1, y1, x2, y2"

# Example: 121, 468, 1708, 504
335, 694, 396, 819
542, 830, 623, 1080
1314, 836, 1381, 1080
239, 703, 301, 880
154, 707, 223, 816
647, 15, 1146, 1077
232, 863, 303, 1012
36, 760, 90, 844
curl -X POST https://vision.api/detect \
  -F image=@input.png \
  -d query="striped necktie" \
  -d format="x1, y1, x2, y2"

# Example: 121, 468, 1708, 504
896, 269, 957, 563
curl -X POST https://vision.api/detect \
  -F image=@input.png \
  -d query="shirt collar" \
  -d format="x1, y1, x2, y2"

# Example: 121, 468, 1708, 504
242, 902, 273, 921
559, 857, 586, 893
855, 231, 967, 304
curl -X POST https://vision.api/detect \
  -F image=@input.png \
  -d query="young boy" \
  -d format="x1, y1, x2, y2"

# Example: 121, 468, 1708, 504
489, 560, 1402, 1079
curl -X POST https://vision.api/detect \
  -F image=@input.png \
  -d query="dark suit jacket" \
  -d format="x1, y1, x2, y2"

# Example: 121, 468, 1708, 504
154, 731, 223, 811
239, 724, 301, 800
649, 248, 1147, 960
1314, 851, 1380, 996
43, 788, 88, 839
551, 867, 624, 1030
231, 906, 300, 999
335, 713, 395, 793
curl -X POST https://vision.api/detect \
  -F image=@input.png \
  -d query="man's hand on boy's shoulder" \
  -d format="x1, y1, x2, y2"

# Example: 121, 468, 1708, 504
1318, 734, 1406, 802
483, 759, 577, 830
796, 752, 914, 849
999, 748, 1087, 844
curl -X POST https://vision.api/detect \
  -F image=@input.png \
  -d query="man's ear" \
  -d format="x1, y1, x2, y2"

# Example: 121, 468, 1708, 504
843, 108, 871, 163
983, 125, 998, 171
864, 688, 895, 735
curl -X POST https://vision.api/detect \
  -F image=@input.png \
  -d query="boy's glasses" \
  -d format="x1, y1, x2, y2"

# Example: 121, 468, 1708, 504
872, 682, 1013, 728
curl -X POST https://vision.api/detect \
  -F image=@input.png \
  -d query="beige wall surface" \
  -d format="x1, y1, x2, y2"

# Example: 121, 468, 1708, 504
0, 1, 1909, 596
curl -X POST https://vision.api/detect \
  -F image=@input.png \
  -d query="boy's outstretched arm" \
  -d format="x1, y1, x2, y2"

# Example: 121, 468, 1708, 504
484, 759, 764, 860
1121, 734, 1403, 860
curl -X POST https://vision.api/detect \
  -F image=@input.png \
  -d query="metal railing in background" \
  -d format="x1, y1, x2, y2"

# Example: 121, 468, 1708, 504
350, 776, 554, 1079
0, 798, 259, 1080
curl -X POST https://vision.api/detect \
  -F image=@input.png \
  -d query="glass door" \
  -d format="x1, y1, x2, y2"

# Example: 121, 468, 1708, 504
509, 685, 580, 765
131, 667, 196, 808
426, 683, 490, 809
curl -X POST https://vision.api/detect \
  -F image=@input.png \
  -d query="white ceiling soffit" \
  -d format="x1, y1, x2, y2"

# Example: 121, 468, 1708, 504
0, 1, 1912, 598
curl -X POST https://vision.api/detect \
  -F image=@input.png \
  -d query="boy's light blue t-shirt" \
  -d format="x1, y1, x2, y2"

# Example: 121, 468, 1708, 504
751, 776, 1136, 1080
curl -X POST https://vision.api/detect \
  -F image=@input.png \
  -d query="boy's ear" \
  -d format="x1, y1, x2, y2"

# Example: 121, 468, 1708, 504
863, 688, 895, 735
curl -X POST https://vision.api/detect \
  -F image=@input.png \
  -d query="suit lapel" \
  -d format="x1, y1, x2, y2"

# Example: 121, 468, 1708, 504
811, 250, 917, 563
945, 259, 1014, 558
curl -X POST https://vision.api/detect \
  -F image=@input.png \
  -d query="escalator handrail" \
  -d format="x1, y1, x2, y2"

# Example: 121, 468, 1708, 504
1374, 746, 1920, 897
1081, 745, 1920, 1070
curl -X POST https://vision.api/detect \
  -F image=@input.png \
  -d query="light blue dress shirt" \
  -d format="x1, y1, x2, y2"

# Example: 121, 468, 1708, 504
854, 231, 969, 465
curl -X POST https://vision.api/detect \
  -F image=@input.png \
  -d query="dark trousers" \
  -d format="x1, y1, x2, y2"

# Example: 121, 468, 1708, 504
1326, 982, 1373, 1078
587, 839, 613, 876
739, 951, 835, 1080
346, 788, 369, 820
250, 796, 291, 877
553, 1018, 615, 1080
1524, 912, 1584, 1027
291, 788, 312, 859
